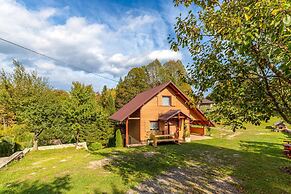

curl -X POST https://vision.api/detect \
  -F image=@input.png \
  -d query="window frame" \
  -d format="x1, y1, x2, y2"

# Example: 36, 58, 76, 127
162, 96, 171, 106
150, 121, 159, 130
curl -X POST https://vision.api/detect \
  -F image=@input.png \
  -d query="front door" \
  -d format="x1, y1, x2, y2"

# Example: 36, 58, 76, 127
164, 119, 179, 136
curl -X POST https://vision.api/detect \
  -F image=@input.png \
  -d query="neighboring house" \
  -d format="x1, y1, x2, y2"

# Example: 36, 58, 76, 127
274, 121, 287, 130
110, 81, 214, 146
198, 98, 215, 110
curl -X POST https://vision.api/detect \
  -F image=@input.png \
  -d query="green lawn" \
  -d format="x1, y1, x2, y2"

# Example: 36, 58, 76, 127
0, 118, 290, 193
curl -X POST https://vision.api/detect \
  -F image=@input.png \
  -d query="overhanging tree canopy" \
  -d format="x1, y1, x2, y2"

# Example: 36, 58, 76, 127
170, 0, 291, 128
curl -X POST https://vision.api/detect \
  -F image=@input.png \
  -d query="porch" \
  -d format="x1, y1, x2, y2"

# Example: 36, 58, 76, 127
123, 109, 213, 147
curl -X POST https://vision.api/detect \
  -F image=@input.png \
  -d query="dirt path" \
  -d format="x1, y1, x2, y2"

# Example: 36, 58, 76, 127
127, 162, 242, 194
190, 135, 212, 141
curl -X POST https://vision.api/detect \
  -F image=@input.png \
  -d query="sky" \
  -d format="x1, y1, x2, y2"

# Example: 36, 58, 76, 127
0, 0, 193, 91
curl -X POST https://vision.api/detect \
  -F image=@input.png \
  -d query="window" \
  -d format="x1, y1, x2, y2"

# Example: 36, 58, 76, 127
162, 96, 171, 106
150, 121, 159, 130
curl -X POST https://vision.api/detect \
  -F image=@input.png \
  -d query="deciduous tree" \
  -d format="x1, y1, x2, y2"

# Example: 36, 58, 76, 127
170, 0, 291, 128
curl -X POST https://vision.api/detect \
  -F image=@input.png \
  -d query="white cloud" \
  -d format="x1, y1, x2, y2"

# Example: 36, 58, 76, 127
0, 0, 182, 90
148, 50, 182, 62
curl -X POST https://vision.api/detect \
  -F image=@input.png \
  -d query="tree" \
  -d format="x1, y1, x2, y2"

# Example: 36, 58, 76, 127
85, 109, 114, 145
115, 60, 193, 109
144, 59, 164, 87
115, 129, 123, 147
163, 60, 193, 95
115, 68, 149, 109
99, 85, 116, 115
66, 82, 98, 147
39, 90, 71, 145
170, 0, 291, 128
0, 61, 57, 149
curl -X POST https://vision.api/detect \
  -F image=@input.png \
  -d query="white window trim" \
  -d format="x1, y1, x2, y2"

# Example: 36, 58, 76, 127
150, 121, 159, 130
162, 96, 171, 106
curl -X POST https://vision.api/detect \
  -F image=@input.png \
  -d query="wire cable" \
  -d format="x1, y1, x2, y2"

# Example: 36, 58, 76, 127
0, 37, 119, 82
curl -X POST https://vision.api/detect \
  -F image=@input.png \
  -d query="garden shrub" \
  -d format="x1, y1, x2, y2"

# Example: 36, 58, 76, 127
107, 136, 115, 147
0, 125, 33, 148
88, 142, 103, 151
0, 138, 14, 157
183, 124, 190, 138
115, 129, 123, 147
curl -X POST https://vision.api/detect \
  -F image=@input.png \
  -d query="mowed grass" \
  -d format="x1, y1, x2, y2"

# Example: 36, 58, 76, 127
0, 117, 290, 193
0, 148, 128, 193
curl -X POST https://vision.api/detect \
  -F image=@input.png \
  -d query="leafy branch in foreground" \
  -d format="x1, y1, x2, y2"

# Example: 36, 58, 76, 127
171, 0, 291, 129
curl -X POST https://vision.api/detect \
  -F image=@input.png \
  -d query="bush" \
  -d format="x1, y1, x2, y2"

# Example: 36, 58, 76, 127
0, 138, 15, 157
184, 125, 190, 138
107, 136, 115, 147
0, 125, 33, 148
115, 129, 123, 147
206, 127, 212, 136
88, 142, 103, 151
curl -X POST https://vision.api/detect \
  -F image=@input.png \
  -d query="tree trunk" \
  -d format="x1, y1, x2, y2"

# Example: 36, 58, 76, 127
2, 117, 7, 129
75, 130, 79, 149
33, 134, 38, 150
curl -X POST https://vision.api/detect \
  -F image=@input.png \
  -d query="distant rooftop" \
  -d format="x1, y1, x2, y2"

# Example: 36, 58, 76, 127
199, 98, 214, 105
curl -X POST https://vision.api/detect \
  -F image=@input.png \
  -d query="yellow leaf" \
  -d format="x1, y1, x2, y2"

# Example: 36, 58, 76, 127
271, 9, 281, 16
244, 14, 251, 21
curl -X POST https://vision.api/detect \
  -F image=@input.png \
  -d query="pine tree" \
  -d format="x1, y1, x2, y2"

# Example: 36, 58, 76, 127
66, 82, 98, 147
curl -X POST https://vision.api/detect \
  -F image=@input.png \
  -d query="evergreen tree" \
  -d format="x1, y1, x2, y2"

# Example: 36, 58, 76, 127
99, 85, 116, 115
39, 90, 71, 145
66, 82, 98, 147
66, 82, 114, 146
115, 129, 123, 147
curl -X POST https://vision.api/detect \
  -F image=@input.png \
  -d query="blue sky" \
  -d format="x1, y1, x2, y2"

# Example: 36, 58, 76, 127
0, 0, 192, 91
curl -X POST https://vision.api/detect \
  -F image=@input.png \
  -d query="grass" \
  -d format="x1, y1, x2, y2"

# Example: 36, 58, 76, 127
0, 148, 127, 193
0, 117, 290, 193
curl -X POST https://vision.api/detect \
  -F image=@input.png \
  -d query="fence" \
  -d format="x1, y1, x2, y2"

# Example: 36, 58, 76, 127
0, 148, 31, 169
0, 142, 87, 169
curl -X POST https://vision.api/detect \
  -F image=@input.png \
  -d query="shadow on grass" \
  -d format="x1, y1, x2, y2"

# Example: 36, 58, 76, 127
239, 141, 283, 157
3, 175, 72, 194
95, 141, 290, 193
282, 131, 291, 138
93, 183, 124, 194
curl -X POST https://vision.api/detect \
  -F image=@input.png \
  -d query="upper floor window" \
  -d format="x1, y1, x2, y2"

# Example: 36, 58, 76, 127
162, 96, 171, 106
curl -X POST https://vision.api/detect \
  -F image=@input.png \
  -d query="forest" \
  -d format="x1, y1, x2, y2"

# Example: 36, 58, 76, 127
0, 59, 191, 156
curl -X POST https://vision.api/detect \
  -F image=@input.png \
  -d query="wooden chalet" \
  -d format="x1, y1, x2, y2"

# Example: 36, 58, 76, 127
110, 81, 214, 146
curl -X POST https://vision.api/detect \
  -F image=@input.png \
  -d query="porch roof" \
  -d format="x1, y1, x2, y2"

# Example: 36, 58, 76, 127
159, 110, 191, 121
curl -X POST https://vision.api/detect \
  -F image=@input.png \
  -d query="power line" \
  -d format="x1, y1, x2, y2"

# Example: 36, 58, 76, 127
0, 37, 119, 83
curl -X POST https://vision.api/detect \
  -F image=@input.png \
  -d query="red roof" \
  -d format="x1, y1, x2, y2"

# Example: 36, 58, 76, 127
110, 82, 170, 121
110, 81, 214, 127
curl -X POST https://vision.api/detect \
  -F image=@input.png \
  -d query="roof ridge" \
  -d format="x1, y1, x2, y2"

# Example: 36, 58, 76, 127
110, 81, 172, 121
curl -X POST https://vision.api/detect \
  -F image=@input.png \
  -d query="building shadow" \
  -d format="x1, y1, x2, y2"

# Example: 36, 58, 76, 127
3, 175, 72, 194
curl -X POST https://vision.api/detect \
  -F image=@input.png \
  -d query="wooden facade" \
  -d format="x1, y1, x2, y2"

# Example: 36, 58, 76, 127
110, 82, 214, 146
